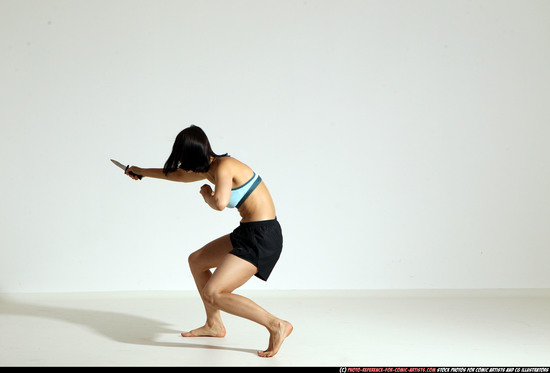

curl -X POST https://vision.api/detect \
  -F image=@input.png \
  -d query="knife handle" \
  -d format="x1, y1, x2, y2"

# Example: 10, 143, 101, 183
125, 165, 143, 180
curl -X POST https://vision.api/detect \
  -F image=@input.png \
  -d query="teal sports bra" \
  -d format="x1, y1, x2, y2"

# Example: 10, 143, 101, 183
227, 172, 262, 209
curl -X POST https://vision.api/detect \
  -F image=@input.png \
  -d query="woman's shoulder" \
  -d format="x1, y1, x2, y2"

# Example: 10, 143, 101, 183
217, 155, 245, 169
215, 156, 253, 181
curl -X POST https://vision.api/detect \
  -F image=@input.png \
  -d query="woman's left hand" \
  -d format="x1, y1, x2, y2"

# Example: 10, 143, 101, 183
200, 184, 214, 198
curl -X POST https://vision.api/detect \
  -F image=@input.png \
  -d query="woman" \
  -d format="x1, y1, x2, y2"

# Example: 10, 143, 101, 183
125, 125, 292, 358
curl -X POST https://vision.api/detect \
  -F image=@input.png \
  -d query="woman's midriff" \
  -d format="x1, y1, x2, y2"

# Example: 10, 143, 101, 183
237, 182, 277, 223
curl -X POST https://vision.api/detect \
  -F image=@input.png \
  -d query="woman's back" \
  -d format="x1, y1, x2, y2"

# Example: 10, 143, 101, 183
209, 156, 276, 222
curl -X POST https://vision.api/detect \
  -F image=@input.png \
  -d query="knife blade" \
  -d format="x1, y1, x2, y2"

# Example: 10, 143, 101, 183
110, 159, 142, 179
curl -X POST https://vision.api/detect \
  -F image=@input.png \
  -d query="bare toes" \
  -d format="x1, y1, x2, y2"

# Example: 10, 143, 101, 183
180, 325, 226, 338
257, 350, 274, 358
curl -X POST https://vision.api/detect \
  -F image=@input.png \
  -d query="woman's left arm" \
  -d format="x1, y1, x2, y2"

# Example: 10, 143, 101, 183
199, 164, 232, 211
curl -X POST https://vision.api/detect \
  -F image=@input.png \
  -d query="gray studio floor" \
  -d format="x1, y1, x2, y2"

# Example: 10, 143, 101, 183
1, 289, 549, 367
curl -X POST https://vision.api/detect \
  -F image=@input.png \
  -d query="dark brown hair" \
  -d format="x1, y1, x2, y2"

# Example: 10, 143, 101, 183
163, 125, 227, 175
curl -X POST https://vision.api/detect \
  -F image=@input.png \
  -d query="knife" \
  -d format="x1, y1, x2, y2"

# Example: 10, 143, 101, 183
110, 159, 142, 179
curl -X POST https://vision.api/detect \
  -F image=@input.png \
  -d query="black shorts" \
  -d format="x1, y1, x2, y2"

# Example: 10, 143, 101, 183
229, 218, 283, 281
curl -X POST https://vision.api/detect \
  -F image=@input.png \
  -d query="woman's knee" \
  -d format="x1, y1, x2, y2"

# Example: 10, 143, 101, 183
201, 284, 222, 307
188, 250, 203, 271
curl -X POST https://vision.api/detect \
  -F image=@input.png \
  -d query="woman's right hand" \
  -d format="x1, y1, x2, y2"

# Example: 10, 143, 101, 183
126, 166, 143, 180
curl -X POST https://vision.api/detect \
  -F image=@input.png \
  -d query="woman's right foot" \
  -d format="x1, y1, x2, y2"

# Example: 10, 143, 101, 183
181, 324, 226, 337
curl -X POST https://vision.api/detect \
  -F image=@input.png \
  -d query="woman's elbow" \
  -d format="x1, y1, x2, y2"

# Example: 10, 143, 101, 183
212, 190, 230, 211
214, 198, 228, 211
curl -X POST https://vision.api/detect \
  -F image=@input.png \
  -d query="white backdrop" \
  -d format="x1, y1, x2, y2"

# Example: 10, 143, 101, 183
1, 0, 549, 293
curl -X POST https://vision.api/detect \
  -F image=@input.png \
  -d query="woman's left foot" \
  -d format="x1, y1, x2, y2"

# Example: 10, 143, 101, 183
257, 319, 293, 358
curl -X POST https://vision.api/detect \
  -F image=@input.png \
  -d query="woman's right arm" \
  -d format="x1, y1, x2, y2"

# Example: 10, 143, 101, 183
126, 166, 206, 183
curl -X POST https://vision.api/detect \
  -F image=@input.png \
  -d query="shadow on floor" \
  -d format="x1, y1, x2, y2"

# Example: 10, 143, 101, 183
0, 296, 258, 356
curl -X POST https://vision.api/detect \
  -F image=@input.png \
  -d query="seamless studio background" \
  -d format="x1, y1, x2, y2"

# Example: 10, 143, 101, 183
1, 0, 549, 293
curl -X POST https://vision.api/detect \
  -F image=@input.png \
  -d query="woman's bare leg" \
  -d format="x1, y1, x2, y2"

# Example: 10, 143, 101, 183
202, 254, 293, 357
183, 234, 233, 337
